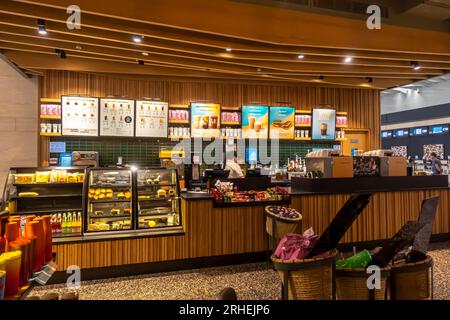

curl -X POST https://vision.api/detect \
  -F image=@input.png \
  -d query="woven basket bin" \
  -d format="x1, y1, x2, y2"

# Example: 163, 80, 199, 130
265, 206, 302, 247
390, 255, 433, 300
272, 249, 338, 300
336, 266, 390, 300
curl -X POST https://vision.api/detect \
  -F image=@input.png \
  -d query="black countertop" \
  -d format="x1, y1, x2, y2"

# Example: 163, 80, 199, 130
181, 176, 450, 199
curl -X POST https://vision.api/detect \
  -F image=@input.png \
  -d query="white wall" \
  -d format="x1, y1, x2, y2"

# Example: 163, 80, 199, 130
381, 74, 450, 115
0, 57, 38, 196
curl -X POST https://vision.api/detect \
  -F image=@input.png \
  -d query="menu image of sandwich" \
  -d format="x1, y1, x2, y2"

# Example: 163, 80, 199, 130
269, 107, 295, 140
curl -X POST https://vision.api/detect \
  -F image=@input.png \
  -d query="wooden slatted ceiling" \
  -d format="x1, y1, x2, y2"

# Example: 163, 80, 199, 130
1, 0, 449, 89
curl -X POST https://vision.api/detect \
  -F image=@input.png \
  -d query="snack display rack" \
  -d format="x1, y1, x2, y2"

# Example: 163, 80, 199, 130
2, 167, 86, 239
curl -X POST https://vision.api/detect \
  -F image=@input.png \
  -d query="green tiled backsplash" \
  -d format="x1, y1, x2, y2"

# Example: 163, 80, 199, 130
51, 137, 336, 167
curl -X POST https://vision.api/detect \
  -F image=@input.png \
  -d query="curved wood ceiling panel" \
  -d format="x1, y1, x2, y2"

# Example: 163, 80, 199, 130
1, 0, 449, 89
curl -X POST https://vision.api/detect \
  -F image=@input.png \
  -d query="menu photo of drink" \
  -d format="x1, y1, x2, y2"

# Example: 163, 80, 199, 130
61, 96, 99, 136
269, 107, 295, 140
190, 103, 221, 138
312, 109, 336, 140
135, 101, 169, 138
99, 98, 135, 137
242, 106, 269, 139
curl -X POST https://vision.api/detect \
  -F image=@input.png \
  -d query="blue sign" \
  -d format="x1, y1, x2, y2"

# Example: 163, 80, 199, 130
59, 152, 72, 167
49, 142, 66, 153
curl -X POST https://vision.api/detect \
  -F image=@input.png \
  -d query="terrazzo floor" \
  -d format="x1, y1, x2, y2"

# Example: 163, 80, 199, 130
26, 242, 450, 300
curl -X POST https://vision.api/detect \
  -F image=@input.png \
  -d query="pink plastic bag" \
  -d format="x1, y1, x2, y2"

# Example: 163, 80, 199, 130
274, 228, 319, 260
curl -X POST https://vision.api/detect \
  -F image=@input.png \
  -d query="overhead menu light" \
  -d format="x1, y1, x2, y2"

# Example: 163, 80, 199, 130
133, 35, 143, 43
344, 57, 353, 63
37, 19, 47, 35
411, 61, 421, 70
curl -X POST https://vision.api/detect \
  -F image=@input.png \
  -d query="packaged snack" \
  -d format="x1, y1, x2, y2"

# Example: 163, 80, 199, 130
35, 171, 51, 183
57, 170, 67, 183
49, 171, 59, 183
15, 174, 35, 184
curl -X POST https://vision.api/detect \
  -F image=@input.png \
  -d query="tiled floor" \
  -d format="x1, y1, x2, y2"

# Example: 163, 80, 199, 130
26, 242, 450, 300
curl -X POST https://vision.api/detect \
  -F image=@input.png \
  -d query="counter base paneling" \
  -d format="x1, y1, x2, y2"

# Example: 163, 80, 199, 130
52, 199, 268, 271
52, 188, 450, 273
291, 188, 450, 243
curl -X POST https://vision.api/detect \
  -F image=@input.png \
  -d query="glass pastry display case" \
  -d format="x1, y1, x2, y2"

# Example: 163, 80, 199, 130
136, 168, 181, 230
2, 167, 86, 238
84, 168, 133, 233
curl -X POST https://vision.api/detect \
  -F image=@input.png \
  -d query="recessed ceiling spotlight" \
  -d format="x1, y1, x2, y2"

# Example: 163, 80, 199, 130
365, 77, 373, 83
411, 61, 421, 70
142, 52, 149, 56
344, 57, 353, 63
138, 60, 144, 65
132, 35, 143, 43
225, 48, 232, 52
257, 68, 262, 72
37, 19, 47, 35
297, 54, 305, 59
75, 45, 82, 50
319, 75, 324, 80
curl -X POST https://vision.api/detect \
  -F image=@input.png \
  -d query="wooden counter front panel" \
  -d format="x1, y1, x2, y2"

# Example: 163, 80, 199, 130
291, 189, 450, 243
53, 200, 268, 270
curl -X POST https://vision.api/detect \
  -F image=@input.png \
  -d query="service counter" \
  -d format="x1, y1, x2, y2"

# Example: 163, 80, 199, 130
50, 176, 450, 277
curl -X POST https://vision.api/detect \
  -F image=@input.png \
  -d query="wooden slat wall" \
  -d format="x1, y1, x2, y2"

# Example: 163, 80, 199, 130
39, 70, 381, 163
54, 189, 450, 270
53, 199, 267, 270
291, 190, 450, 243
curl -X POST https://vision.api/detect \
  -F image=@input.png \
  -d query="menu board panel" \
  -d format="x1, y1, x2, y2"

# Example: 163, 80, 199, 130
393, 128, 409, 138
311, 109, 336, 140
242, 106, 269, 139
269, 107, 295, 140
191, 103, 221, 138
61, 96, 99, 136
135, 101, 168, 138
99, 98, 135, 137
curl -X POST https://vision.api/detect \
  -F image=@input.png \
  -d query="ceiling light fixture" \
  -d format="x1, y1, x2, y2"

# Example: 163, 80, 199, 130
132, 35, 143, 43
297, 54, 305, 59
365, 77, 373, 83
75, 45, 82, 50
257, 68, 262, 72
37, 19, 47, 35
344, 57, 353, 63
225, 48, 232, 52
411, 61, 421, 70
142, 52, 149, 56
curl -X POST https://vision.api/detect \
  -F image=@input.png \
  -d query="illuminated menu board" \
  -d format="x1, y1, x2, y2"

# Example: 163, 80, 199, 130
190, 103, 221, 138
393, 129, 409, 138
269, 107, 295, 140
62, 96, 99, 136
99, 98, 135, 137
242, 106, 269, 139
135, 101, 168, 138
410, 127, 428, 137
311, 109, 336, 140
381, 131, 393, 139
429, 125, 449, 135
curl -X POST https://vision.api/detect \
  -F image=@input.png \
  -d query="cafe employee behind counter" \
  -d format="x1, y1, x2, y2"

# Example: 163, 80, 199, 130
225, 155, 244, 179
430, 152, 443, 175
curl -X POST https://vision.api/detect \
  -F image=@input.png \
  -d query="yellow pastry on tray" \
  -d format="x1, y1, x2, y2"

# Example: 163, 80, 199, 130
117, 192, 125, 199
18, 192, 39, 197
157, 189, 167, 198
124, 192, 131, 199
